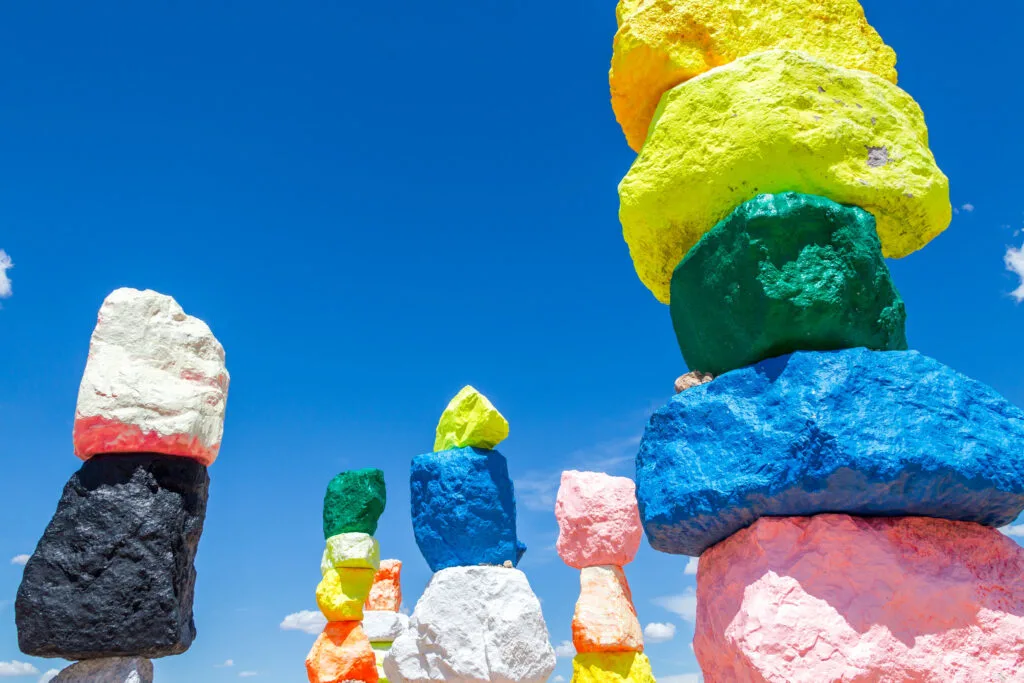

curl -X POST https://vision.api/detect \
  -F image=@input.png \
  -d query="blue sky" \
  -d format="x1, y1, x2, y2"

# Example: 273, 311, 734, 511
1, 1, 1023, 681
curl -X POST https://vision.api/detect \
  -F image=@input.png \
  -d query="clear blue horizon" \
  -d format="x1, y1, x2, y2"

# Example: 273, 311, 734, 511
2, 1, 1023, 681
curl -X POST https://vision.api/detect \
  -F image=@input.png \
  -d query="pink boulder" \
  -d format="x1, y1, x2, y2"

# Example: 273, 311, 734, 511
556, 471, 642, 569
695, 514, 1024, 683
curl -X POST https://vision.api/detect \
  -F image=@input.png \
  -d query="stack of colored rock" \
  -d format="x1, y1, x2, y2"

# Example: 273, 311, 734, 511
608, 1, 1024, 679
363, 560, 407, 682
307, 469, 387, 683
555, 471, 652, 683
15, 288, 230, 682
384, 386, 556, 683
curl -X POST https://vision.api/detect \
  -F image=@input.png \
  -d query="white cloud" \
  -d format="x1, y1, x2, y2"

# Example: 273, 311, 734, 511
0, 250, 11, 299
554, 640, 575, 658
1000, 525, 1024, 538
10, 555, 30, 567
644, 621, 677, 643
216, 659, 235, 668
280, 610, 326, 635
37, 671, 59, 683
238, 673, 258, 678
553, 677, 566, 683
0, 660, 39, 676
684, 557, 698, 576
653, 587, 697, 623
962, 203, 975, 212
1005, 245, 1024, 302
660, 675, 702, 683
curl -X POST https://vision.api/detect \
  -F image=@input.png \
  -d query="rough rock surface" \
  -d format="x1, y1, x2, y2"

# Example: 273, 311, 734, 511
383, 566, 556, 683
316, 568, 376, 622
611, 0, 897, 151
619, 50, 950, 303
372, 642, 391, 682
573, 566, 643, 653
696, 515, 1024, 682
674, 371, 713, 394
322, 533, 381, 573
636, 348, 1024, 556
363, 611, 410, 643
411, 447, 525, 571
323, 468, 386, 538
434, 385, 509, 452
16, 453, 209, 659
53, 657, 153, 683
670, 192, 907, 375
556, 471, 642, 569
571, 653, 655, 683
365, 559, 402, 612
306, 622, 379, 683
73, 288, 230, 465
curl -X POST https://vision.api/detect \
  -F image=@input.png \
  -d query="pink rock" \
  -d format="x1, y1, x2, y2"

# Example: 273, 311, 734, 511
556, 471, 642, 569
695, 514, 1024, 683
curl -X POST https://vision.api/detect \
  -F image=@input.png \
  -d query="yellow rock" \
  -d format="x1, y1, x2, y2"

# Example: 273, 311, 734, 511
316, 567, 377, 622
611, 0, 898, 151
434, 385, 509, 452
572, 652, 656, 683
619, 50, 951, 303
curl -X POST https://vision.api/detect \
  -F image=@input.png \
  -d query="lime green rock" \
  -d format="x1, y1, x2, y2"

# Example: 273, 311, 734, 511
670, 192, 907, 375
323, 469, 386, 539
433, 385, 509, 452
321, 533, 381, 574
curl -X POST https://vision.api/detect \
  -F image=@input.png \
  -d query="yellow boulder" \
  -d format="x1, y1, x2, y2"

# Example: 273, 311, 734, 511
434, 385, 509, 452
611, 0, 897, 151
316, 567, 377, 622
572, 652, 656, 683
619, 50, 951, 303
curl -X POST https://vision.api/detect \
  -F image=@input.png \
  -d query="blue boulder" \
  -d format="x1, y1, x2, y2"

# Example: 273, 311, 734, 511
636, 348, 1024, 556
411, 447, 525, 571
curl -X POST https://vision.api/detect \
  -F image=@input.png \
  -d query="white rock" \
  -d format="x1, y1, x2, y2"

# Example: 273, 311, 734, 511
54, 657, 153, 683
383, 566, 556, 683
73, 288, 229, 466
364, 610, 410, 642
321, 533, 381, 574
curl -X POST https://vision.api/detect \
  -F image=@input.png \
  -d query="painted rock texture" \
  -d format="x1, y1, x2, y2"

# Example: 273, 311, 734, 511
571, 652, 655, 683
16, 453, 208, 659
556, 471, 643, 569
695, 515, 1024, 682
611, 0, 896, 151
670, 192, 907, 375
306, 621, 379, 683
636, 348, 1024, 556
323, 468, 386, 538
573, 566, 643, 653
73, 288, 230, 465
52, 657, 154, 683
383, 566, 556, 683
434, 385, 509, 452
316, 568, 377, 622
411, 447, 525, 571
365, 559, 402, 612
619, 49, 950, 303
322, 533, 381, 572
363, 611, 410, 643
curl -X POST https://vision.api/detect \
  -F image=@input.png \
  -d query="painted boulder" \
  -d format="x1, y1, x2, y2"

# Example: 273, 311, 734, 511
323, 468, 386, 538
556, 471, 642, 569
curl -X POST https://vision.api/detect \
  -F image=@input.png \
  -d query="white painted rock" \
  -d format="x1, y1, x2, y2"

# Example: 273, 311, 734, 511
53, 657, 153, 682
73, 288, 230, 466
364, 610, 409, 642
383, 566, 556, 683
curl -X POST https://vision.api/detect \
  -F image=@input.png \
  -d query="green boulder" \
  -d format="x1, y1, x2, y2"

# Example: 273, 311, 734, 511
670, 192, 907, 375
323, 468, 386, 538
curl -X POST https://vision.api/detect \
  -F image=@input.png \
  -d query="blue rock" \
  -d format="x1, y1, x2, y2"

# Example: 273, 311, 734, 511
636, 348, 1024, 556
411, 447, 524, 571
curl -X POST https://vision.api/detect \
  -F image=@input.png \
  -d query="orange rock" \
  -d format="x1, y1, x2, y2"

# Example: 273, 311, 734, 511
305, 622, 379, 683
572, 565, 644, 653
364, 559, 402, 612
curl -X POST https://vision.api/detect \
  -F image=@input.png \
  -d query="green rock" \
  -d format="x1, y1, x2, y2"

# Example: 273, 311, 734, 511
323, 468, 386, 539
670, 193, 907, 375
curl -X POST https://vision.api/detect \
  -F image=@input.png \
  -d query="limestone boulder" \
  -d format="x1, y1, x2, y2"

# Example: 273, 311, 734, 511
363, 611, 409, 643
383, 566, 556, 683
434, 385, 509, 452
556, 471, 642, 569
306, 622, 379, 683
52, 658, 153, 683
323, 468, 386, 538
73, 288, 229, 465
695, 515, 1024, 682
573, 566, 643, 653
365, 559, 402, 612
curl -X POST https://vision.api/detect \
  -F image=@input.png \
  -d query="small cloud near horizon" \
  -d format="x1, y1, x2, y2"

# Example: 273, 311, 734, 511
38, 670, 60, 683
1004, 245, 1024, 302
0, 660, 39, 676
684, 557, 698, 576
953, 203, 975, 215
215, 659, 235, 668
0, 250, 11, 299
553, 640, 575, 658
1000, 525, 1024, 538
280, 610, 326, 635
653, 587, 698, 623
660, 675, 703, 683
644, 621, 677, 643
10, 555, 30, 567
238, 672, 258, 678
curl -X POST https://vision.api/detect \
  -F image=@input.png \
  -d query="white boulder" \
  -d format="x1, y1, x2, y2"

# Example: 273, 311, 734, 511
383, 566, 556, 683
73, 288, 229, 466
363, 610, 410, 642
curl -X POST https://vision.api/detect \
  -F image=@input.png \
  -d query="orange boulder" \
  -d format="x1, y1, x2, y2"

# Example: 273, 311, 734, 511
572, 565, 643, 653
364, 559, 402, 612
305, 621, 379, 683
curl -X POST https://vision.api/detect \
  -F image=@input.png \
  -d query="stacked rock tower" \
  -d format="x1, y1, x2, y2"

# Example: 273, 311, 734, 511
384, 386, 556, 683
555, 471, 652, 683
363, 560, 407, 682
609, 1, 1024, 680
307, 468, 387, 683
16, 288, 230, 682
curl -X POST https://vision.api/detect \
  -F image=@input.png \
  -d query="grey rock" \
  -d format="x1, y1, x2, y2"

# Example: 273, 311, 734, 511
53, 657, 153, 682
16, 453, 209, 659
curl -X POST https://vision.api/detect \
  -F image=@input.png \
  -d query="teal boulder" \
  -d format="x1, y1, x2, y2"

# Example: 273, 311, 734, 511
670, 192, 907, 375
323, 468, 386, 538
